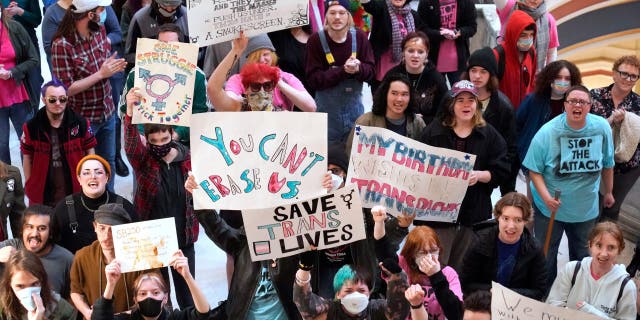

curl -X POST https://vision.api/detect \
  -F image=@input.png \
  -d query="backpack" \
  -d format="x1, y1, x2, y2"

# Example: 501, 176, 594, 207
570, 260, 632, 304
495, 44, 535, 80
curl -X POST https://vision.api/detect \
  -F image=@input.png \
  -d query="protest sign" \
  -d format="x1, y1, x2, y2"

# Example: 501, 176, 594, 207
186, 0, 309, 46
242, 186, 365, 261
133, 38, 199, 126
346, 125, 476, 222
190, 112, 327, 210
491, 282, 601, 320
112, 218, 179, 273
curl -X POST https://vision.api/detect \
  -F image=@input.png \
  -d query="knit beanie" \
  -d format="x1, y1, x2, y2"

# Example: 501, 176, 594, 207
244, 34, 276, 58
328, 143, 349, 172
76, 154, 111, 178
325, 0, 351, 14
467, 47, 498, 77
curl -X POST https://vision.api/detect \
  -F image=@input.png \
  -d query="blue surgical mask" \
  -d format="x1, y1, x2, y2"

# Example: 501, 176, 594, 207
99, 10, 107, 25
517, 37, 534, 52
551, 79, 570, 96
15, 287, 41, 312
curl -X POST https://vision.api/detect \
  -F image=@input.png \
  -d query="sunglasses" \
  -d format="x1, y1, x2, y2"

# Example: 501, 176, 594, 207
248, 81, 275, 93
46, 96, 68, 104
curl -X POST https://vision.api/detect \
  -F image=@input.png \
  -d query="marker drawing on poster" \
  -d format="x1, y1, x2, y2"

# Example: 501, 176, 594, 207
112, 218, 180, 273
190, 112, 327, 210
186, 0, 309, 46
346, 125, 476, 222
491, 282, 601, 320
133, 38, 198, 126
242, 186, 365, 261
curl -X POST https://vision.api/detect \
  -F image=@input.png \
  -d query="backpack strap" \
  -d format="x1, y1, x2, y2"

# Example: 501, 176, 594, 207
65, 195, 78, 234
571, 260, 581, 287
115, 194, 124, 206
617, 275, 632, 303
318, 27, 358, 65
496, 45, 506, 80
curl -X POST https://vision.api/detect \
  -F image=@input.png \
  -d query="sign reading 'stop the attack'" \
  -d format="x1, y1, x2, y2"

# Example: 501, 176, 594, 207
346, 126, 476, 222
242, 186, 365, 261
133, 38, 198, 126
190, 112, 327, 210
186, 0, 309, 46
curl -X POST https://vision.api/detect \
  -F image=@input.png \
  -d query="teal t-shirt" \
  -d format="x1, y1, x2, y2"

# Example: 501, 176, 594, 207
523, 113, 614, 222
246, 267, 287, 320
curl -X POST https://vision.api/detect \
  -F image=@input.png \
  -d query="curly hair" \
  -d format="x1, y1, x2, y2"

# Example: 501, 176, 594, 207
20, 204, 59, 244
239, 63, 281, 89
612, 55, 640, 71
0, 250, 55, 320
534, 60, 581, 97
371, 72, 416, 120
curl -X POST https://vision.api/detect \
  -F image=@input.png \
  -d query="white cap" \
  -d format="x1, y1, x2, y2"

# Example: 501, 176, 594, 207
72, 0, 112, 13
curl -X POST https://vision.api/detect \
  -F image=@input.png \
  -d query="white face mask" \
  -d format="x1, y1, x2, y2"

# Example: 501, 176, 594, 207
341, 291, 369, 315
15, 287, 41, 312
331, 173, 344, 190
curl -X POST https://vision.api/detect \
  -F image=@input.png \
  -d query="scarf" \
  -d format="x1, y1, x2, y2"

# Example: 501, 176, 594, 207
517, 2, 549, 71
386, 0, 415, 62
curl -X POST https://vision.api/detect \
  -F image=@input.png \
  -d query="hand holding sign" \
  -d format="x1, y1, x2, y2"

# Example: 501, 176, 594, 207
105, 259, 122, 286
169, 250, 191, 280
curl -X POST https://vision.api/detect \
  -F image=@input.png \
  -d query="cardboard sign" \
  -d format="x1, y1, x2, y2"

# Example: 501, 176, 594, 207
186, 0, 309, 46
346, 125, 476, 222
242, 186, 365, 261
190, 112, 327, 210
133, 38, 199, 125
112, 218, 179, 273
491, 282, 601, 320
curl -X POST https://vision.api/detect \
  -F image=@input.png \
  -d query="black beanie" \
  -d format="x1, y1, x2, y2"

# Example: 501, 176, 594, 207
467, 47, 498, 77
328, 143, 349, 172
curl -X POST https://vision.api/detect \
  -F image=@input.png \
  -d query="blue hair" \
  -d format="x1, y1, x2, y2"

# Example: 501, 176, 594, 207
333, 264, 371, 294
41, 78, 68, 97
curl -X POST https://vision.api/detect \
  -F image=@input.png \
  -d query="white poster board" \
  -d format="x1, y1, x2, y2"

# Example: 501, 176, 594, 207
242, 186, 365, 261
346, 125, 476, 222
186, 0, 309, 46
190, 112, 327, 210
133, 38, 199, 126
112, 218, 179, 273
491, 282, 602, 320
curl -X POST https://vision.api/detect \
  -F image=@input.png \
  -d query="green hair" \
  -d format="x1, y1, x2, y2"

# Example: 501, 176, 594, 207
333, 264, 371, 294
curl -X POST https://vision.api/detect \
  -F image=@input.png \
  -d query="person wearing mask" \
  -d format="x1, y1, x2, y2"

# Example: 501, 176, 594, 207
21, 79, 97, 207
417, 0, 477, 85
460, 192, 547, 300
590, 55, 640, 222
493, 10, 536, 108
495, 0, 559, 71
0, 2, 39, 165
92, 251, 210, 320
360, 0, 420, 92
0, 250, 78, 320
385, 31, 447, 125
461, 47, 517, 195
305, 0, 375, 143
547, 222, 637, 319
53, 154, 136, 253
51, 0, 127, 192
124, 87, 198, 309
0, 160, 25, 240
419, 80, 509, 270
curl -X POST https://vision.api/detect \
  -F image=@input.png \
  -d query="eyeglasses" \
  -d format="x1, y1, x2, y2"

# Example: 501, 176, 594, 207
248, 81, 275, 93
565, 99, 591, 107
80, 170, 106, 177
46, 96, 68, 104
616, 70, 640, 82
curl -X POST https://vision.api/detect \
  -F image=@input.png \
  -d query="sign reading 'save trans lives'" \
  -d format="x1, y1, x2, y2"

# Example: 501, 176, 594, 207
186, 0, 308, 46
346, 126, 476, 222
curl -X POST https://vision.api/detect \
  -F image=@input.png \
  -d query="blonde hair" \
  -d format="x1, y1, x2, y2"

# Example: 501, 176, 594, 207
246, 49, 279, 66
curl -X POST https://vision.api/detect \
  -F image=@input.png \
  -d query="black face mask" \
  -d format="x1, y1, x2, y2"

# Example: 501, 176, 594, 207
148, 141, 174, 158
87, 11, 100, 32
137, 297, 163, 317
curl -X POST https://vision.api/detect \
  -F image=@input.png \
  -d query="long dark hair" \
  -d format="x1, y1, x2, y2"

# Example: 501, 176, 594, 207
371, 72, 417, 119
52, 5, 94, 43
0, 250, 55, 319
534, 60, 582, 97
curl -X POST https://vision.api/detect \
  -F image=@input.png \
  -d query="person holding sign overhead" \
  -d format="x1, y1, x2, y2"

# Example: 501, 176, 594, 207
418, 80, 509, 271
546, 222, 637, 319
92, 251, 211, 320
523, 85, 614, 291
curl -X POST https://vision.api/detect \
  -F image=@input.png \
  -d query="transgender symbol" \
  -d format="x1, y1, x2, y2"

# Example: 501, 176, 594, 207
139, 68, 186, 112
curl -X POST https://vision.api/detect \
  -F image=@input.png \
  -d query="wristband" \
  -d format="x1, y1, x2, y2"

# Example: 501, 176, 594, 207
410, 302, 424, 309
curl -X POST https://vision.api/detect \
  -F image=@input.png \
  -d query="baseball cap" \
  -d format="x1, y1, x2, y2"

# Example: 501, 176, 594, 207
72, 0, 112, 13
450, 80, 479, 98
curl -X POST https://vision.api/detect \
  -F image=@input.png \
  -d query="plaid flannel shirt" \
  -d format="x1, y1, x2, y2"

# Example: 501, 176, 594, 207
51, 27, 114, 123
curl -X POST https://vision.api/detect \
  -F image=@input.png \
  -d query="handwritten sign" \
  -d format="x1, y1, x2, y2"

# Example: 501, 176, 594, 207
190, 112, 327, 210
186, 0, 309, 46
242, 186, 365, 261
559, 136, 603, 173
346, 126, 476, 222
491, 282, 601, 320
112, 218, 179, 273
133, 38, 198, 126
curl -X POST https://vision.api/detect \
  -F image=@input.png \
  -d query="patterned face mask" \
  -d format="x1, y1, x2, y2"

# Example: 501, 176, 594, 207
246, 90, 274, 111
